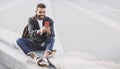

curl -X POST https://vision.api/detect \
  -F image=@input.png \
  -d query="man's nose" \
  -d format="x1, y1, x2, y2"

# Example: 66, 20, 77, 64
41, 13, 45, 15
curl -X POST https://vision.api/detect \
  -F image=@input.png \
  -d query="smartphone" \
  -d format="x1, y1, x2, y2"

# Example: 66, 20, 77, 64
44, 21, 49, 27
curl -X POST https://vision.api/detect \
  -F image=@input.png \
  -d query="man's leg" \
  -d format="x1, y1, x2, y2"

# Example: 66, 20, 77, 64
16, 38, 36, 59
44, 37, 55, 58
16, 38, 50, 67
36, 37, 55, 67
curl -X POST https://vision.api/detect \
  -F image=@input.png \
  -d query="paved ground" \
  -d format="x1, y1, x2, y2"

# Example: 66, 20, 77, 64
50, 0, 120, 69
0, 50, 27, 69
0, 0, 120, 69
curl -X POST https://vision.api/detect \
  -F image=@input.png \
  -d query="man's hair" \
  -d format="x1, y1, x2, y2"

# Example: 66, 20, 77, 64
36, 3, 46, 9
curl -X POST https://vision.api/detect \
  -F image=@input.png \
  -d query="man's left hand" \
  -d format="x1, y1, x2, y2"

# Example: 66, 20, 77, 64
44, 26, 51, 35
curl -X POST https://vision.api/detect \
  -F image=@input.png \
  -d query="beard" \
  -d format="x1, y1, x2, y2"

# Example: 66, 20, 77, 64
38, 15, 45, 20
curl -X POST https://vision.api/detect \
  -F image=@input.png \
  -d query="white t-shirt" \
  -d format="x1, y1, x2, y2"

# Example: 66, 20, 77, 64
37, 19, 43, 28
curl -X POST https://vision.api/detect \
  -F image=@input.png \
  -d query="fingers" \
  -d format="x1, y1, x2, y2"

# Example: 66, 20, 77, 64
40, 27, 46, 33
44, 26, 50, 32
37, 26, 50, 35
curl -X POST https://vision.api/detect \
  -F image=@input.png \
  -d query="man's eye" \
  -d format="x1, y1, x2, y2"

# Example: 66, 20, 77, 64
39, 11, 45, 13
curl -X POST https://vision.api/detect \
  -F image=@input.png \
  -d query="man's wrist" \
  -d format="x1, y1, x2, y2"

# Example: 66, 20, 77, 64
37, 30, 39, 34
47, 31, 51, 35
37, 30, 41, 34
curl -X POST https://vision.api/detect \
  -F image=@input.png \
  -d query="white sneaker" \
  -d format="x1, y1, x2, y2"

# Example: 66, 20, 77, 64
34, 57, 42, 66
38, 57, 49, 67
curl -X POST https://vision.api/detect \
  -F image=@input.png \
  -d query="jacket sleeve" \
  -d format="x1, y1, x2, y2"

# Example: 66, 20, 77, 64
49, 18, 55, 37
28, 17, 38, 40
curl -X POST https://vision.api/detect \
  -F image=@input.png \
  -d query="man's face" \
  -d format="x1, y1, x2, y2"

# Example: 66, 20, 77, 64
36, 8, 46, 20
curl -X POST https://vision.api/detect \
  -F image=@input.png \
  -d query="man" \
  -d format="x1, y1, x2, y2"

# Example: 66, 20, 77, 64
16, 3, 55, 67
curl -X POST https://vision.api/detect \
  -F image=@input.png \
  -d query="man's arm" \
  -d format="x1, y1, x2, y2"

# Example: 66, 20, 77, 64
28, 17, 38, 40
48, 17, 55, 37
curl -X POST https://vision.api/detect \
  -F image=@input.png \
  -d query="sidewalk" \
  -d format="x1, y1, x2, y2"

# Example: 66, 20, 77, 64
0, 27, 107, 69
0, 0, 29, 14
0, 0, 119, 69
50, 0, 120, 69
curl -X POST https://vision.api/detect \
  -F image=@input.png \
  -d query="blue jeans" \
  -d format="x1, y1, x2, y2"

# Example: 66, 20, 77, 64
16, 37, 55, 54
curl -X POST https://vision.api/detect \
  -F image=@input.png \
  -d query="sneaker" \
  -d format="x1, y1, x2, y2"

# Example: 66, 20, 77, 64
34, 57, 42, 66
38, 57, 49, 67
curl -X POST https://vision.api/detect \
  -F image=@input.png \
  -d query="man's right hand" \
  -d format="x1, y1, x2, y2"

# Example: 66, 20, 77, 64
37, 27, 46, 34
37, 26, 51, 35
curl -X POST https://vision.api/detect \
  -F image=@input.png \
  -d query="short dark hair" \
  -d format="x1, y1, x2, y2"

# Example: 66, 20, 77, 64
36, 3, 46, 9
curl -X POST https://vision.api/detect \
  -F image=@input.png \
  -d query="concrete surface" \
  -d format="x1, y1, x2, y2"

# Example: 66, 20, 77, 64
50, 0, 120, 69
0, 0, 120, 69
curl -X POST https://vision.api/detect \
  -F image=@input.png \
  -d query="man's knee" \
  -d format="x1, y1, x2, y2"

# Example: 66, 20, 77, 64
16, 38, 25, 45
16, 38, 22, 44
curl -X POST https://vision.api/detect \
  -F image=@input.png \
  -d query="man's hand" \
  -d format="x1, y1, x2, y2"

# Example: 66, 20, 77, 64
37, 27, 45, 34
37, 26, 51, 35
44, 26, 51, 35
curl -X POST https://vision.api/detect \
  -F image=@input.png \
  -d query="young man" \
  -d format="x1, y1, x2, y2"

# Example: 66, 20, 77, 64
16, 3, 55, 67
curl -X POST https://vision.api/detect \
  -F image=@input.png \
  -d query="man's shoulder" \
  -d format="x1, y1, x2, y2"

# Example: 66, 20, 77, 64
45, 16, 53, 20
28, 15, 37, 21
44, 16, 54, 23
